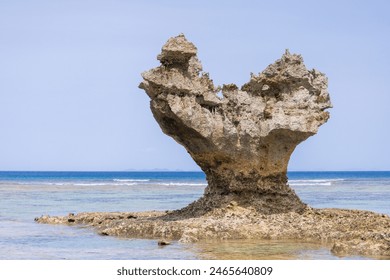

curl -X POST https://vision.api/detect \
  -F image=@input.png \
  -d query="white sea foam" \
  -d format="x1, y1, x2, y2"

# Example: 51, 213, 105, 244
7, 181, 206, 187
113, 179, 150, 182
289, 182, 332, 186
288, 179, 344, 186
73, 183, 138, 186
6, 179, 344, 187
28, 182, 139, 186
36, 181, 206, 187
70, 181, 205, 187
156, 182, 207, 186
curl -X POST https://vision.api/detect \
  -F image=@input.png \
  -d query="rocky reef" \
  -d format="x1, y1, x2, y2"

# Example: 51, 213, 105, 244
37, 208, 390, 258
36, 34, 390, 258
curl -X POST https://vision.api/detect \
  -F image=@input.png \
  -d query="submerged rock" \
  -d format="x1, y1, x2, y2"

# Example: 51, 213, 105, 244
158, 240, 171, 246
139, 34, 331, 215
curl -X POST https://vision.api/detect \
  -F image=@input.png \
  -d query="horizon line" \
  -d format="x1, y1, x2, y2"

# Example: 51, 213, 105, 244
0, 170, 390, 173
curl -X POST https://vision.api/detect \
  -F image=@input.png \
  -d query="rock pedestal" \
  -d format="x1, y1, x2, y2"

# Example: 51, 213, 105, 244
139, 34, 331, 215
35, 36, 390, 259
36, 35, 390, 258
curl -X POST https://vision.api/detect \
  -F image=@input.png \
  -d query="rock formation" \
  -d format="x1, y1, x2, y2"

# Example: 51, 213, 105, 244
139, 34, 331, 215
36, 34, 390, 259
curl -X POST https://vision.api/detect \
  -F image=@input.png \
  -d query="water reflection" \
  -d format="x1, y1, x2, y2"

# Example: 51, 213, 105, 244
191, 239, 374, 260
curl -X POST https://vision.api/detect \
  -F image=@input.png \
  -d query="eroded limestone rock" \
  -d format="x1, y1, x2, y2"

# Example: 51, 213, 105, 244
139, 34, 331, 214
35, 209, 390, 258
35, 35, 390, 259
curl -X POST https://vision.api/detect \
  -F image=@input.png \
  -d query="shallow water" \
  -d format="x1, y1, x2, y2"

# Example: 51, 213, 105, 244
0, 171, 389, 259
193, 240, 376, 260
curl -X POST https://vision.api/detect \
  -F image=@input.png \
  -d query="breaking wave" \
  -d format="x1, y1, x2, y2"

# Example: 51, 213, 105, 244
288, 179, 344, 186
113, 179, 150, 182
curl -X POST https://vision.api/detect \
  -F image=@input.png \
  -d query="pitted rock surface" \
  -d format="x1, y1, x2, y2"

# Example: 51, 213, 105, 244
139, 34, 331, 214
36, 35, 390, 259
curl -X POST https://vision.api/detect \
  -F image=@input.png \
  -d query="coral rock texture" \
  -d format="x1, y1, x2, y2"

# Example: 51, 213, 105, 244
36, 35, 390, 258
139, 34, 331, 215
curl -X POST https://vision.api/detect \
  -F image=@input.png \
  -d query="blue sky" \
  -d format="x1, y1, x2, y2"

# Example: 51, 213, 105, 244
0, 0, 389, 171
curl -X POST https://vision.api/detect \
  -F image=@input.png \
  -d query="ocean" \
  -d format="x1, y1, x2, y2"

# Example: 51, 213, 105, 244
0, 171, 389, 260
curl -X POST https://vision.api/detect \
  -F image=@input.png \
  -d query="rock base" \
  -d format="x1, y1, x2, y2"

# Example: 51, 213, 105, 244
36, 206, 390, 258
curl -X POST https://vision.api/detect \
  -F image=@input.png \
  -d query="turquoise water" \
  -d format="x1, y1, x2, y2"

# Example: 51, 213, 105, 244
0, 171, 389, 259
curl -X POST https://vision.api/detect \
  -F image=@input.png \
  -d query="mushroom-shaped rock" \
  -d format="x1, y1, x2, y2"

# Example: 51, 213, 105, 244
139, 34, 331, 215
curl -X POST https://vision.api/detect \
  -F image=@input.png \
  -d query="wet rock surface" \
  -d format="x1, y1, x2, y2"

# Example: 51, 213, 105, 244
36, 208, 390, 257
36, 34, 390, 258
